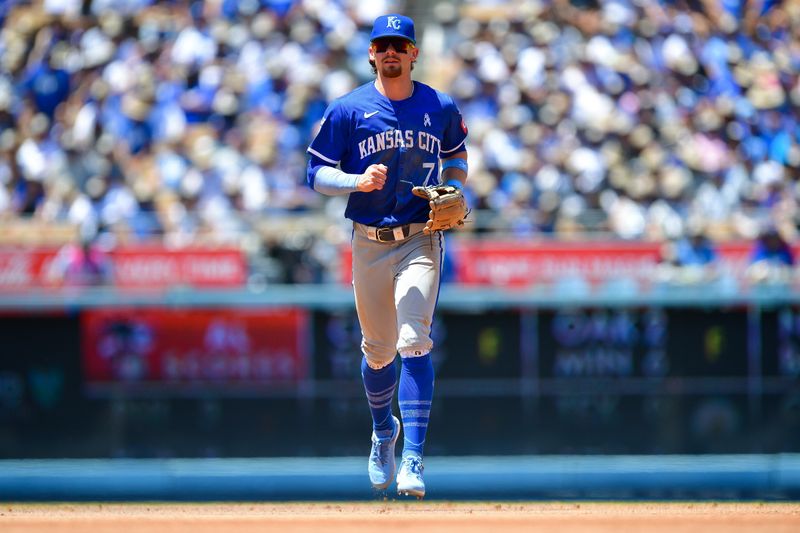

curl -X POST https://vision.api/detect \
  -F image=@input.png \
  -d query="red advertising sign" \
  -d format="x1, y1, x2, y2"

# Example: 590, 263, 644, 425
456, 240, 662, 286
338, 240, 797, 287
0, 247, 246, 290
0, 249, 60, 288
81, 308, 309, 384
111, 247, 246, 288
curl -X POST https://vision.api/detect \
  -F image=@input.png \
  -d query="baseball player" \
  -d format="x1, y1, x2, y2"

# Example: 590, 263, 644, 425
306, 14, 469, 498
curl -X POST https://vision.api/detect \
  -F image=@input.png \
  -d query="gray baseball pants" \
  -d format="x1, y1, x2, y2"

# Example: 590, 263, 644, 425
351, 222, 444, 368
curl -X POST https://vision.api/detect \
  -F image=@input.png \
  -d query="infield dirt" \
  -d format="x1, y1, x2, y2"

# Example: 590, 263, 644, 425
0, 502, 798, 532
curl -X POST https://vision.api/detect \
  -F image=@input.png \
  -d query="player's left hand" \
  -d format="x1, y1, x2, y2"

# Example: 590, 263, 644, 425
411, 184, 468, 234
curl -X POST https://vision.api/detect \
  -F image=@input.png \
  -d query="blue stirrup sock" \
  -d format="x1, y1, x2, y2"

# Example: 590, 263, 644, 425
398, 353, 434, 459
361, 356, 398, 438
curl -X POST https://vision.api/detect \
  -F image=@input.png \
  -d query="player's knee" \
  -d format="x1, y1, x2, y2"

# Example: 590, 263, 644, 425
395, 319, 433, 357
362, 339, 396, 369
399, 347, 430, 358
397, 330, 432, 358
397, 340, 432, 358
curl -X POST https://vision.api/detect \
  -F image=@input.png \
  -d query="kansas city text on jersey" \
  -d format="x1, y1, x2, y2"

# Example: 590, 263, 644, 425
358, 129, 442, 160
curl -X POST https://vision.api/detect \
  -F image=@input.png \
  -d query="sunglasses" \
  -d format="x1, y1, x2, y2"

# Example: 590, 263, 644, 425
372, 38, 414, 54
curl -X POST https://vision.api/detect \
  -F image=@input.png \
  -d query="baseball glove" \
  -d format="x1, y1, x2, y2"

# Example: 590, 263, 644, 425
412, 184, 468, 234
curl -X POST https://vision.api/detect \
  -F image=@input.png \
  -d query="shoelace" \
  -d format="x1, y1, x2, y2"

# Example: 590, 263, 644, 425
402, 457, 423, 475
371, 438, 391, 466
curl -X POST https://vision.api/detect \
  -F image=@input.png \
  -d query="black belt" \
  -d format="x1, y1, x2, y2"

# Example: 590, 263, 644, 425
367, 224, 413, 243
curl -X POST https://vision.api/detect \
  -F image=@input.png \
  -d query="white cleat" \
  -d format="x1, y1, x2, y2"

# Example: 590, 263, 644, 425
368, 416, 400, 490
396, 456, 425, 498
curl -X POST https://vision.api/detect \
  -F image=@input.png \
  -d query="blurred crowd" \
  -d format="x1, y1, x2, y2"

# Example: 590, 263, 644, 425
437, 0, 800, 245
0, 0, 799, 284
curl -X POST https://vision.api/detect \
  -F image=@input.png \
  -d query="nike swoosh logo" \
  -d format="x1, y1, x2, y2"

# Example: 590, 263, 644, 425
364, 111, 379, 118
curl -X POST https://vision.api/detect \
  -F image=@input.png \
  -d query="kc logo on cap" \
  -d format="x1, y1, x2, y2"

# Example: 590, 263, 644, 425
371, 14, 416, 44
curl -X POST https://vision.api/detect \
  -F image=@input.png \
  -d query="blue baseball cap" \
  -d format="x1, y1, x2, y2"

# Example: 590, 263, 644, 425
370, 14, 416, 44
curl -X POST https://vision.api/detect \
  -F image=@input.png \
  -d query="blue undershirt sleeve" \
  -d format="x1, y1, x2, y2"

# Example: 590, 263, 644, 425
312, 165, 360, 196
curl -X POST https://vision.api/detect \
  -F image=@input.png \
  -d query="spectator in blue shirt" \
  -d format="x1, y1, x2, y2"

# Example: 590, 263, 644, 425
656, 222, 722, 285
746, 224, 795, 285
24, 52, 71, 119
675, 224, 718, 266
749, 225, 794, 266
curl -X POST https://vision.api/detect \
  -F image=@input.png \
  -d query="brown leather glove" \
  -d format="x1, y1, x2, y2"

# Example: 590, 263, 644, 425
412, 184, 468, 235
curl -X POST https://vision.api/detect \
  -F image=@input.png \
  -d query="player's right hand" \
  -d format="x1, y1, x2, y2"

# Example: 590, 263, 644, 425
357, 164, 387, 192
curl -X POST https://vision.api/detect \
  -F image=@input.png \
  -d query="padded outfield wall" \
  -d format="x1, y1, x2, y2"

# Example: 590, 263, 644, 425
0, 285, 798, 460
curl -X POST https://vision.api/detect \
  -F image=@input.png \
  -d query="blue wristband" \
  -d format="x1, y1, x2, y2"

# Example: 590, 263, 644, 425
445, 178, 463, 190
441, 158, 468, 174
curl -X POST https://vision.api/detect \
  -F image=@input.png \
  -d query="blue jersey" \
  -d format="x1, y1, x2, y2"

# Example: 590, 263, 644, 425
307, 81, 468, 227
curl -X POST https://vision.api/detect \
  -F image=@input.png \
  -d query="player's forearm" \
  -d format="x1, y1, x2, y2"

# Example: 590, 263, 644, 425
441, 153, 467, 188
313, 165, 360, 196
